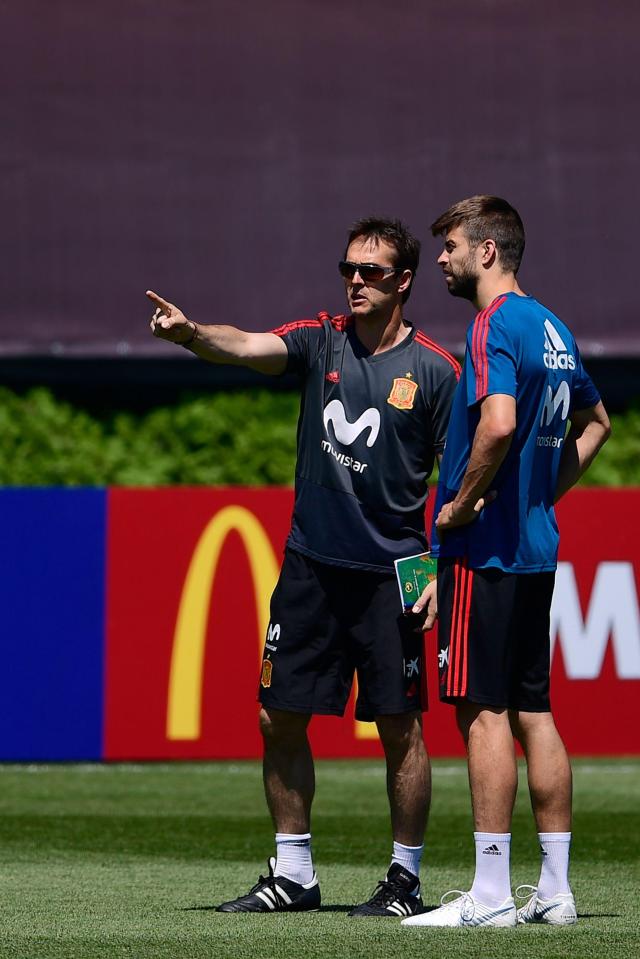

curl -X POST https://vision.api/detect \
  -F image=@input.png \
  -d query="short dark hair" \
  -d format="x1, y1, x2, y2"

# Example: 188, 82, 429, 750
345, 216, 421, 303
430, 196, 525, 274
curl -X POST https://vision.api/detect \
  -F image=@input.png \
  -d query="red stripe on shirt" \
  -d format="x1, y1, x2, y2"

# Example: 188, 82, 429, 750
471, 295, 507, 401
472, 307, 490, 401
480, 312, 491, 397
471, 307, 485, 399
269, 319, 324, 337
414, 332, 461, 379
329, 314, 351, 331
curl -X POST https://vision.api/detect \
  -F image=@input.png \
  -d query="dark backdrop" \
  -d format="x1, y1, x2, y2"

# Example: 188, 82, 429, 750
2, 0, 639, 358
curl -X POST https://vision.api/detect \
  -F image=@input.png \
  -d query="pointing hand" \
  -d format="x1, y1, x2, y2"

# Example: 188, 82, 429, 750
146, 290, 197, 344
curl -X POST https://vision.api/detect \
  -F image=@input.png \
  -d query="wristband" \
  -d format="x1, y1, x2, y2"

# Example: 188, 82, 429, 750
182, 322, 198, 347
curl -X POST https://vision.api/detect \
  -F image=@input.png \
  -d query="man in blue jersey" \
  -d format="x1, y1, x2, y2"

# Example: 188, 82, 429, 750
146, 217, 460, 917
403, 196, 610, 930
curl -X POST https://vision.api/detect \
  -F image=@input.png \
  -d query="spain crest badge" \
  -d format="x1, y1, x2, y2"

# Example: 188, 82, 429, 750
260, 659, 273, 688
387, 373, 418, 410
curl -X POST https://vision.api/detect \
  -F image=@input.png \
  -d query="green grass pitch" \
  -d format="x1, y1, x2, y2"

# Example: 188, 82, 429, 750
0, 758, 638, 958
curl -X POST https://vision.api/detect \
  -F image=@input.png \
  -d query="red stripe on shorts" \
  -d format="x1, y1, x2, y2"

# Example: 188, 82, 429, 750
448, 559, 473, 697
447, 560, 464, 697
458, 566, 473, 696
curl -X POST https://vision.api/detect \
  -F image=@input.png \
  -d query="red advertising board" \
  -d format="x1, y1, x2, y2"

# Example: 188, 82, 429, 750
550, 490, 639, 753
104, 488, 291, 759
104, 488, 639, 759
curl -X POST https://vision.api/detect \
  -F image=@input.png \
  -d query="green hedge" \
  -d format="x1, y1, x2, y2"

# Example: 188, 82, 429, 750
0, 387, 298, 486
580, 404, 640, 486
0, 386, 638, 486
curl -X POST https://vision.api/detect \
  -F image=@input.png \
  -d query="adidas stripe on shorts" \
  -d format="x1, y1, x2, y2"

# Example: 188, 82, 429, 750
436, 557, 555, 710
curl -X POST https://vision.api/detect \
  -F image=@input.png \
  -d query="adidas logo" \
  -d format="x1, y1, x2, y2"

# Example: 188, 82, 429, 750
482, 844, 502, 856
543, 319, 576, 371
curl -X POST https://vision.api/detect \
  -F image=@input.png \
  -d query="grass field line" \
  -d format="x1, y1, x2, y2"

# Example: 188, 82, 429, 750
2, 760, 639, 775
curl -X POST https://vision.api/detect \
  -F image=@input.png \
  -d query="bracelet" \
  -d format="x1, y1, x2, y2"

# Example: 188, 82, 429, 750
182, 321, 198, 347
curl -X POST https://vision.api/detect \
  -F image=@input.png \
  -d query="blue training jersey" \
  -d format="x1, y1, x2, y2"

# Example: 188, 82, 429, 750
431, 292, 600, 572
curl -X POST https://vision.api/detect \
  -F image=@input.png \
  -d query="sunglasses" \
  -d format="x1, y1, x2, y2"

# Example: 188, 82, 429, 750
338, 260, 401, 283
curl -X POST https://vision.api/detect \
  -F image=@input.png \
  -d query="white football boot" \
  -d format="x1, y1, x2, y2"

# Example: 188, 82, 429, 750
515, 885, 577, 925
402, 889, 517, 928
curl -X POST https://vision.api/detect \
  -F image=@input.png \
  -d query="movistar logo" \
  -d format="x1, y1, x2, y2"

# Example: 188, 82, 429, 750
540, 380, 570, 428
543, 319, 576, 370
537, 380, 570, 448
323, 400, 380, 448
320, 440, 368, 474
264, 622, 281, 652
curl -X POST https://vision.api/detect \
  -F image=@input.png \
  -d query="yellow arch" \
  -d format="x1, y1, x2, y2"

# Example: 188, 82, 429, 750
167, 505, 280, 740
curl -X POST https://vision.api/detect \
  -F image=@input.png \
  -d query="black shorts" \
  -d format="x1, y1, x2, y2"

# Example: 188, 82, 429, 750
258, 548, 426, 722
436, 557, 555, 711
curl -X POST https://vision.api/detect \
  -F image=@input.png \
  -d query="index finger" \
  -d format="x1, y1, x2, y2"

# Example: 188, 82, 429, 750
146, 290, 173, 311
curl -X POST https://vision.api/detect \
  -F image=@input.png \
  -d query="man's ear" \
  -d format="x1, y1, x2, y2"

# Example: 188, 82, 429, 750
480, 239, 497, 267
397, 269, 413, 295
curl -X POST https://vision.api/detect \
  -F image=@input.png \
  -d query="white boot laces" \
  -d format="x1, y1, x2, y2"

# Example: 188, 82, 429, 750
440, 889, 475, 921
515, 884, 537, 902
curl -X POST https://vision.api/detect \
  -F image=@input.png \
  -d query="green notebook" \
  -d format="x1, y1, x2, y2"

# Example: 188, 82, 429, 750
394, 551, 437, 611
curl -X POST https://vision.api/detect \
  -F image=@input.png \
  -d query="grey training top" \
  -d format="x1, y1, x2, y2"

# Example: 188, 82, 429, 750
271, 312, 460, 572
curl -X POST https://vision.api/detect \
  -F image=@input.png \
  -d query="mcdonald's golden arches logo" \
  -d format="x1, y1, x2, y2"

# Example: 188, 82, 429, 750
166, 506, 280, 740
166, 503, 379, 743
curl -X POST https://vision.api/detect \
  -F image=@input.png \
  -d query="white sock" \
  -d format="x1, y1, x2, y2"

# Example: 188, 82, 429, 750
469, 832, 512, 906
274, 833, 314, 885
391, 841, 423, 893
537, 831, 572, 899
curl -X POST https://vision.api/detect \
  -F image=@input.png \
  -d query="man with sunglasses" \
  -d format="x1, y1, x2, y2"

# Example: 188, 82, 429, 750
147, 217, 460, 917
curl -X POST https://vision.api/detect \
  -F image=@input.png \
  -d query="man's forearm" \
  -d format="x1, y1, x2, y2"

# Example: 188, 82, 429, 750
554, 417, 611, 502
437, 394, 516, 530
184, 324, 255, 365
452, 426, 512, 515
186, 324, 288, 374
